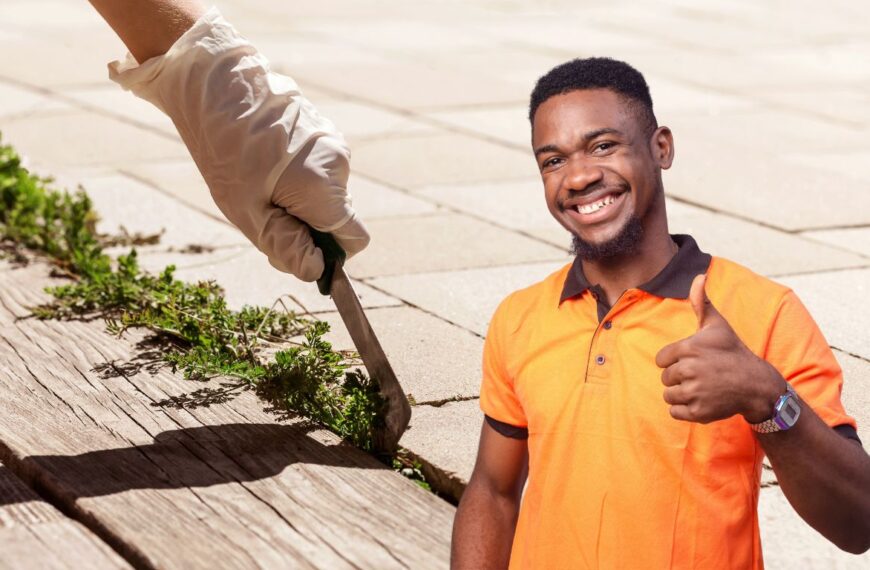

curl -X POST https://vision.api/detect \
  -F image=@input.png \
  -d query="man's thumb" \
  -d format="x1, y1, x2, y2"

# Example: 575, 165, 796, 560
689, 273, 711, 327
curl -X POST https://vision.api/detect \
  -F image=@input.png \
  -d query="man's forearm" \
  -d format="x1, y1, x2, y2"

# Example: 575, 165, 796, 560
761, 401, 870, 553
88, 0, 206, 62
452, 481, 520, 569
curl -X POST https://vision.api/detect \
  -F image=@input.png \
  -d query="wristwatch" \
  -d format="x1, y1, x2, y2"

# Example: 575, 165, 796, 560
749, 385, 802, 434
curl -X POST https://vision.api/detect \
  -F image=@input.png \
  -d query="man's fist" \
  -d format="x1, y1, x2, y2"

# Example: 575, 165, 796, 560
654, 274, 787, 424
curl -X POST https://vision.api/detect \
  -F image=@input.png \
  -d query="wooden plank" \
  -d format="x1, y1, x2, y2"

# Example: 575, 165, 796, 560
0, 261, 453, 569
0, 461, 130, 569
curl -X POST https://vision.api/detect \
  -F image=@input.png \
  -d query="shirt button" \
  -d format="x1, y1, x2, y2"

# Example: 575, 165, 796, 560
603, 320, 613, 330
595, 354, 606, 365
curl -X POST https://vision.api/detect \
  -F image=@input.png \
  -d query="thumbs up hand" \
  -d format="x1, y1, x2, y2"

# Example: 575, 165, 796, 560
654, 275, 788, 424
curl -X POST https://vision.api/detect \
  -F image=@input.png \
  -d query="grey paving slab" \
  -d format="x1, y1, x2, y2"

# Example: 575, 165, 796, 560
344, 214, 568, 279
136, 246, 401, 313
64, 86, 176, 134
759, 485, 870, 568
780, 268, 870, 360
351, 133, 538, 189
413, 179, 569, 248
667, 109, 869, 155
75, 173, 247, 250
647, 76, 759, 117
319, 307, 483, 403
399, 399, 482, 499
664, 138, 870, 231
783, 150, 870, 185
426, 106, 531, 149
667, 200, 868, 276
368, 261, 570, 336
348, 175, 441, 220
289, 60, 528, 110
0, 80, 72, 119
750, 88, 870, 128
802, 227, 870, 259
313, 99, 437, 142
0, 111, 188, 170
835, 349, 870, 445
121, 160, 225, 221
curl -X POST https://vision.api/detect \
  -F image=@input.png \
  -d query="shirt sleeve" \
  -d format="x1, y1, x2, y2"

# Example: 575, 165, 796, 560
480, 296, 528, 437
764, 290, 857, 432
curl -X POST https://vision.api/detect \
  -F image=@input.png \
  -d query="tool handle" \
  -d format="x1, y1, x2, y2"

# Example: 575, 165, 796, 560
310, 228, 347, 296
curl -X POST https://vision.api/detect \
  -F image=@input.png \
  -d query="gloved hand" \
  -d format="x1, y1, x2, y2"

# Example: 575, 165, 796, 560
107, 7, 369, 282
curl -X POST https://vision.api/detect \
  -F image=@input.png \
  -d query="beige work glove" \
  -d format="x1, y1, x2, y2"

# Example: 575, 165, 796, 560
107, 7, 369, 282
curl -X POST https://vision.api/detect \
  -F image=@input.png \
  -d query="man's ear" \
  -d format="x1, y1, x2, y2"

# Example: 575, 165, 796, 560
651, 126, 674, 170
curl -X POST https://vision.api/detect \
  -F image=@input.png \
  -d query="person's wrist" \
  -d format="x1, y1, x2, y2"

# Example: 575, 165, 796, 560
741, 361, 788, 424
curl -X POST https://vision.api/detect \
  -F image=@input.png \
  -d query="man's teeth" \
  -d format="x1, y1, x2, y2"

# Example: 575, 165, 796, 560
575, 194, 617, 215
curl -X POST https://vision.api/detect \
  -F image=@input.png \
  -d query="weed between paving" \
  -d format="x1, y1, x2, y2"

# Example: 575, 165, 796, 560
0, 134, 432, 492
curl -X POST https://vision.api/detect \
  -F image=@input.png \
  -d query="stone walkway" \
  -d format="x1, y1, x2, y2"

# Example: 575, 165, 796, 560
1, 0, 868, 566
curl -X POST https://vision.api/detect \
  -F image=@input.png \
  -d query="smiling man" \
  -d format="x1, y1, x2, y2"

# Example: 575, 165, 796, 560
451, 58, 870, 569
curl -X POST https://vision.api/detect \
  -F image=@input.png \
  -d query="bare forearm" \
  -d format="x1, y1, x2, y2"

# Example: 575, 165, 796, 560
761, 403, 870, 553
87, 0, 207, 62
451, 482, 520, 569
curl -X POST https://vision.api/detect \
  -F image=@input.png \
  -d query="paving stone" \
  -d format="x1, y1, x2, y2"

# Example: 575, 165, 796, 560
75, 173, 246, 250
0, 81, 72, 119
750, 88, 870, 129
413, 179, 569, 248
0, 25, 125, 88
121, 160, 225, 221
136, 246, 401, 313
834, 349, 870, 444
318, 307, 483, 403
782, 150, 870, 185
780, 268, 870, 360
344, 214, 568, 279
759, 485, 870, 568
289, 60, 528, 110
426, 106, 531, 149
667, 109, 869, 154
802, 227, 870, 259
664, 138, 870, 231
647, 76, 759, 117
64, 86, 176, 134
0, 111, 188, 170
347, 175, 440, 219
368, 261, 570, 336
667, 200, 868, 276
400, 399, 482, 497
311, 100, 437, 142
350, 133, 538, 189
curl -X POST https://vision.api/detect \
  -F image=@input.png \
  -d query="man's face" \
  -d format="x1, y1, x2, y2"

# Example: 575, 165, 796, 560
532, 89, 669, 260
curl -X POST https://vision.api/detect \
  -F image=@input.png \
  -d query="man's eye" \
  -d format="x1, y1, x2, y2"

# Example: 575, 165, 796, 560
594, 142, 615, 152
542, 157, 562, 169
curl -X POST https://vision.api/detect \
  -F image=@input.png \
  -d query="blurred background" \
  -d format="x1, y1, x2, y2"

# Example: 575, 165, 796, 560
0, 1, 867, 566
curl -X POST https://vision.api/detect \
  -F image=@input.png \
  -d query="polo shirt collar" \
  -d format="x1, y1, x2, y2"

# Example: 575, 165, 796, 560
559, 234, 712, 304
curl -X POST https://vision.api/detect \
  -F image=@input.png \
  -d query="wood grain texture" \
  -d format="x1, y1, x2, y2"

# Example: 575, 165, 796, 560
0, 462, 130, 569
0, 260, 453, 569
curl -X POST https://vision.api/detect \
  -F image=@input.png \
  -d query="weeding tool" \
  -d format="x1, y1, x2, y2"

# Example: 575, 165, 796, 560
310, 229, 412, 453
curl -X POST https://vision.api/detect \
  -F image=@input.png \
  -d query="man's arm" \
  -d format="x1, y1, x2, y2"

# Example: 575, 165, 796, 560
759, 402, 870, 553
88, 0, 206, 63
657, 275, 870, 553
452, 420, 528, 569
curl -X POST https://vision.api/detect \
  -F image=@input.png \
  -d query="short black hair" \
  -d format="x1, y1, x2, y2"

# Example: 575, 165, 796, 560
529, 57, 657, 134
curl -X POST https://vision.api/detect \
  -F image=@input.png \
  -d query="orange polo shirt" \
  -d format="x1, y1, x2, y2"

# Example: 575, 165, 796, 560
480, 235, 858, 570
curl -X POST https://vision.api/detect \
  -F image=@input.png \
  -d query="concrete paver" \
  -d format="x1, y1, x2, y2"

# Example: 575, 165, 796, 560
781, 268, 870, 360
122, 159, 225, 221
0, 80, 72, 120
320, 307, 483, 403
835, 349, 870, 444
64, 86, 176, 134
400, 399, 482, 500
78, 173, 247, 250
345, 213, 568, 279
368, 261, 570, 336
1, 111, 188, 170
350, 132, 538, 189
347, 175, 441, 220
803, 227, 870, 259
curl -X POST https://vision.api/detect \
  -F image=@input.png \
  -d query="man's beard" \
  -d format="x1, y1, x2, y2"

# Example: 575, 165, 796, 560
570, 216, 644, 262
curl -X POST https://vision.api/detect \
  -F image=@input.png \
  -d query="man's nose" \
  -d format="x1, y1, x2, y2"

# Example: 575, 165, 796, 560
564, 156, 604, 193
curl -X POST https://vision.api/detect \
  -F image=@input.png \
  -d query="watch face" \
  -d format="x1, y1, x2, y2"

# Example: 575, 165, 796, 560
775, 394, 802, 429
